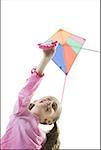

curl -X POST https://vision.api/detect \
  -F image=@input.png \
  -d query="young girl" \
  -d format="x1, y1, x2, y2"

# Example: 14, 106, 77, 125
1, 41, 62, 150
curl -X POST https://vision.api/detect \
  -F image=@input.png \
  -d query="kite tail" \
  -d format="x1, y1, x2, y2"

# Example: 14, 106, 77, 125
61, 75, 67, 102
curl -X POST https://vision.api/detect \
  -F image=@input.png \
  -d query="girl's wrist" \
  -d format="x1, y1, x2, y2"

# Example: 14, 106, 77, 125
43, 55, 52, 61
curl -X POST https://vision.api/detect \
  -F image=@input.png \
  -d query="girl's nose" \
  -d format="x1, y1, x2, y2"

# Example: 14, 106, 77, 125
47, 102, 51, 106
47, 102, 53, 109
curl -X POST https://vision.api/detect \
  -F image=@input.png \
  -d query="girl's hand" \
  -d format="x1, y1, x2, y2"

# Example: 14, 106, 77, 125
43, 48, 55, 59
38, 41, 57, 59
36, 41, 57, 75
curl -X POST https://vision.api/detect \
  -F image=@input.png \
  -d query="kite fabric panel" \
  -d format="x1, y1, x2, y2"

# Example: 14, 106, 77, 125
47, 29, 86, 75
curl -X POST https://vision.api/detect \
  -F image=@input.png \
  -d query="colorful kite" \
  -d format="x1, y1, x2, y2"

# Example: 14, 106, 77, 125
48, 29, 86, 75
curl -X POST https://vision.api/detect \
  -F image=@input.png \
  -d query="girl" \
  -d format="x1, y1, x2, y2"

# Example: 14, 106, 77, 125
1, 41, 62, 150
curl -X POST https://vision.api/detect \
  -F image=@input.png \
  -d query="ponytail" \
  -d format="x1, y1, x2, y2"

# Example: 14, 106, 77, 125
42, 122, 60, 150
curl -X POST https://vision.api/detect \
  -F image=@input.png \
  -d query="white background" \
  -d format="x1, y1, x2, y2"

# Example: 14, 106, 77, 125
1, 0, 100, 149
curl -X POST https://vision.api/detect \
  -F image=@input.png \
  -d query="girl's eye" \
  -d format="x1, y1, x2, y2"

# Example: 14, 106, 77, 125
52, 102, 57, 111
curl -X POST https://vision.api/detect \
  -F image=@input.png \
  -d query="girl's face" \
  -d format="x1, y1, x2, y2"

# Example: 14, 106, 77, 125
30, 96, 61, 125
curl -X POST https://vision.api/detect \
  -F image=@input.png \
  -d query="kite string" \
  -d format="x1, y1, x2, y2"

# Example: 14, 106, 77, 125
82, 47, 100, 53
61, 75, 67, 102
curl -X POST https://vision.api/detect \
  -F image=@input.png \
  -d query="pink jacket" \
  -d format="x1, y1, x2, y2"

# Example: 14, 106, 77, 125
1, 70, 46, 150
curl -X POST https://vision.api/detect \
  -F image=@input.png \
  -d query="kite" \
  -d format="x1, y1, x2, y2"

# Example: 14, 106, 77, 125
48, 29, 86, 75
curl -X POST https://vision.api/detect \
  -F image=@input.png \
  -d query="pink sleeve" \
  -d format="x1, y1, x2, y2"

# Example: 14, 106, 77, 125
13, 70, 44, 115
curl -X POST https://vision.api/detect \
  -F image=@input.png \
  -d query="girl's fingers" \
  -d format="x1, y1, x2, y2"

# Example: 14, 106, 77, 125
38, 41, 57, 50
39, 46, 54, 51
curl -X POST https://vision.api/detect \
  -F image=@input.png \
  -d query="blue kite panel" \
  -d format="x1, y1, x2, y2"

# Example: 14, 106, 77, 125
52, 43, 66, 74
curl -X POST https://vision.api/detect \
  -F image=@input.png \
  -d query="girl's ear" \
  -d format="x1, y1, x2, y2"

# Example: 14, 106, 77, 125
44, 119, 52, 125
47, 120, 53, 125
